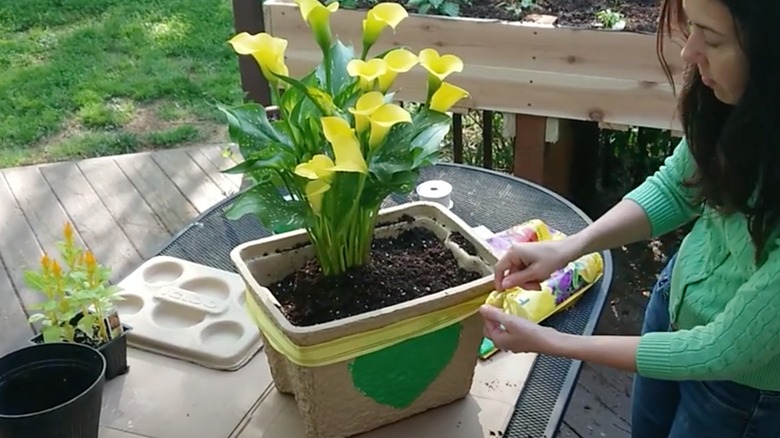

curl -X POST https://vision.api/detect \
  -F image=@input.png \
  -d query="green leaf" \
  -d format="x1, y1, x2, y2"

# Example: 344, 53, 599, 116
217, 103, 293, 157
279, 71, 318, 116
411, 122, 450, 167
272, 119, 298, 148
223, 148, 296, 174
430, 0, 444, 8
324, 172, 365, 230
42, 300, 59, 313
77, 314, 97, 337
28, 312, 47, 324
360, 170, 419, 207
23, 271, 45, 291
275, 74, 340, 116
225, 181, 309, 231
42, 325, 63, 343
290, 96, 321, 148
317, 40, 358, 97
441, 1, 460, 16
370, 109, 451, 183
418, 4, 431, 14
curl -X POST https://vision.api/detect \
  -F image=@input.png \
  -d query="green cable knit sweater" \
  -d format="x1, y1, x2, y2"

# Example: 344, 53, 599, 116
623, 138, 780, 390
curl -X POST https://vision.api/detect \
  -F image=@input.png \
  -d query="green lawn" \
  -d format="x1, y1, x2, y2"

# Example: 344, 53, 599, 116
0, 0, 245, 168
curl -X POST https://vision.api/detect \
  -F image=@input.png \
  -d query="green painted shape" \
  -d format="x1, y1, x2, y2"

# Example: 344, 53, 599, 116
479, 337, 498, 359
348, 323, 462, 409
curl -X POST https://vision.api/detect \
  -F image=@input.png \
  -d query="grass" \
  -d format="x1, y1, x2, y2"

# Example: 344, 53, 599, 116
0, 0, 244, 168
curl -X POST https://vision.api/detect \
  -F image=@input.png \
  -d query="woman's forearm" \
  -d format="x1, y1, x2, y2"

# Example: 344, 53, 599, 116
567, 199, 652, 258
543, 330, 640, 372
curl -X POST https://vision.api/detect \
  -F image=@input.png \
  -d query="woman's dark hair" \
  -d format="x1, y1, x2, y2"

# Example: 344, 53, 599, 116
656, 0, 780, 263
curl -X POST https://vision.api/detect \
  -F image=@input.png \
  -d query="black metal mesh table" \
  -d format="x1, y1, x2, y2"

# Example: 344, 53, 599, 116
154, 163, 614, 438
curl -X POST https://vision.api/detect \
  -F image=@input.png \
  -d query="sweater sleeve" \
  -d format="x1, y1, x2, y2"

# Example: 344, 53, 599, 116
635, 241, 780, 380
623, 138, 702, 237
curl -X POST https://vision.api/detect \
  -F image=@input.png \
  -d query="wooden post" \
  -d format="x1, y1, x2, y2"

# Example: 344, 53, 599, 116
570, 121, 601, 213
512, 114, 575, 199
232, 0, 272, 105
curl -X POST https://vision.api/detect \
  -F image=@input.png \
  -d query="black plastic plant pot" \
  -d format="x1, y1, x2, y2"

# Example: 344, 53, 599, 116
30, 324, 133, 381
0, 342, 106, 438
99, 324, 132, 380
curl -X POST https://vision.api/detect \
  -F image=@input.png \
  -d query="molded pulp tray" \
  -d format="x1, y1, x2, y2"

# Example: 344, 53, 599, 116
115, 256, 263, 370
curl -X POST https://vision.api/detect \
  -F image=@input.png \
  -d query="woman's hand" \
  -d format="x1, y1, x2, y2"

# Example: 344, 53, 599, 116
479, 305, 557, 354
479, 304, 640, 372
494, 238, 580, 291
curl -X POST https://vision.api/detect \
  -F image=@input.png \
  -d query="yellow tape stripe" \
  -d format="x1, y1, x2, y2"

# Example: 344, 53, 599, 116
246, 290, 488, 367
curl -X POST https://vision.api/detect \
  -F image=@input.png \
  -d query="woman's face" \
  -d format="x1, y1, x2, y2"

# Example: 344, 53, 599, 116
680, 0, 748, 104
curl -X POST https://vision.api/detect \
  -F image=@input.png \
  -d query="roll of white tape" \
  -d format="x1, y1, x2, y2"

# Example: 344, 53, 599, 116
416, 180, 453, 209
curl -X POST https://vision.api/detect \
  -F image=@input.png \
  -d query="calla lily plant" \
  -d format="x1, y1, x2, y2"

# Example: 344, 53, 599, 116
220, 0, 470, 276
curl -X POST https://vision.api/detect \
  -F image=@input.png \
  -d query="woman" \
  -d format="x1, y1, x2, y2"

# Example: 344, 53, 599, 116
479, 0, 780, 436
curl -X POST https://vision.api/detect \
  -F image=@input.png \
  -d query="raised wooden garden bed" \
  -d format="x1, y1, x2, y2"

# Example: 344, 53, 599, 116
263, 0, 685, 132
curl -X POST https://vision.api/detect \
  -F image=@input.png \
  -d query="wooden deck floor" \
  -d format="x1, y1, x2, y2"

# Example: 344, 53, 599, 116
0, 144, 632, 438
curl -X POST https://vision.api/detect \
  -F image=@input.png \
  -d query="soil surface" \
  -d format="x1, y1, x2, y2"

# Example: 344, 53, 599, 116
448, 231, 478, 256
272, 227, 483, 326
526, 0, 660, 33
370, 0, 661, 33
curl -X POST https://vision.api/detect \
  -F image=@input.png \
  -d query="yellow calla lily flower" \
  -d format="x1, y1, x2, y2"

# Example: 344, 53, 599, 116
367, 104, 411, 148
429, 82, 470, 113
348, 91, 385, 134
295, 155, 337, 215
377, 48, 418, 92
418, 48, 464, 81
321, 117, 368, 174
228, 32, 289, 85
347, 58, 388, 91
295, 154, 336, 180
294, 0, 339, 52
293, 118, 367, 214
304, 179, 332, 215
361, 3, 409, 57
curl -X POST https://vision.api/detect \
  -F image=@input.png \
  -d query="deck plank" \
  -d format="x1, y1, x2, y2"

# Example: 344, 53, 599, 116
151, 149, 226, 213
188, 145, 242, 196
78, 157, 171, 259
40, 162, 143, 282
113, 153, 199, 233
1, 167, 84, 311
0, 255, 33, 355
576, 364, 634, 428
0, 172, 42, 307
564, 364, 632, 437
3, 166, 86, 253
558, 421, 583, 437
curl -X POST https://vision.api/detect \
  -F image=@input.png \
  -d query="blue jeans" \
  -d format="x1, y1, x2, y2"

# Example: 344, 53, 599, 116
631, 255, 780, 438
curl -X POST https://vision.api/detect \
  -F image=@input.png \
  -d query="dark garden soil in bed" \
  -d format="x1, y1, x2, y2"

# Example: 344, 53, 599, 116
272, 227, 483, 326
519, 0, 661, 33
448, 231, 478, 256
363, 0, 662, 33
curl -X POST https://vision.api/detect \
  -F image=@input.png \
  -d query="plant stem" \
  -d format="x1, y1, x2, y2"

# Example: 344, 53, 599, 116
324, 52, 333, 93
270, 85, 282, 107
94, 301, 109, 343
